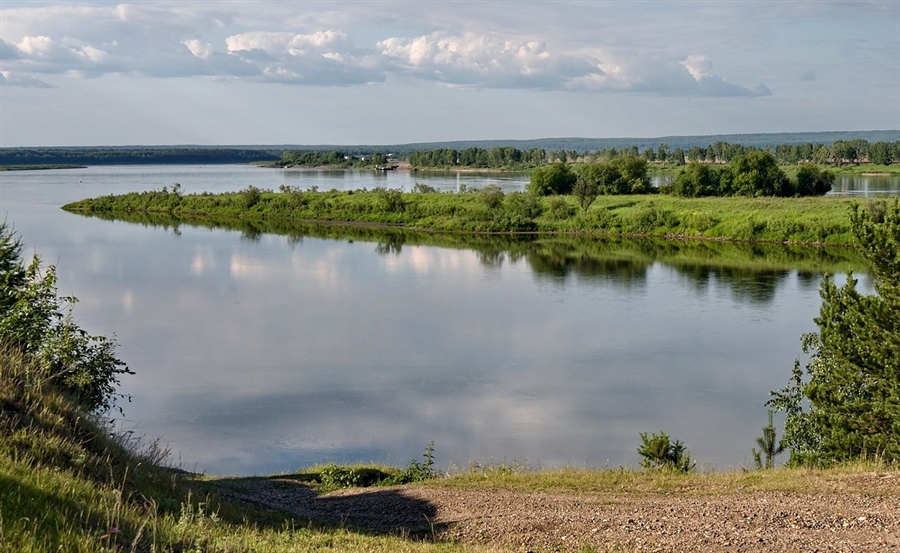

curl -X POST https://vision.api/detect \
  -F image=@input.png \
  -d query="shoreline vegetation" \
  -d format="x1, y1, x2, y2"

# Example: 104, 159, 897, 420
64, 187, 876, 246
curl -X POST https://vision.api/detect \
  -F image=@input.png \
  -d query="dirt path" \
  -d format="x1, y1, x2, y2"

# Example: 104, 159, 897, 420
219, 474, 900, 552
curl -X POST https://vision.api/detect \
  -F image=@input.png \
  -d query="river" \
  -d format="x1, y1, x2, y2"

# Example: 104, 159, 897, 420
0, 165, 895, 475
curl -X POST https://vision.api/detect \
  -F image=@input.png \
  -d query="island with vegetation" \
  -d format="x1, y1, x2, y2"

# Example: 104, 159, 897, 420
64, 149, 874, 245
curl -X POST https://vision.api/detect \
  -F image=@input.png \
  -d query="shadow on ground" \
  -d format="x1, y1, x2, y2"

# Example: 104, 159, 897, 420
214, 475, 442, 537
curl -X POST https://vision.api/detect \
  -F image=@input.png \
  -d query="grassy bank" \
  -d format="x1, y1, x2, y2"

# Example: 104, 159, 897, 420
63, 187, 876, 245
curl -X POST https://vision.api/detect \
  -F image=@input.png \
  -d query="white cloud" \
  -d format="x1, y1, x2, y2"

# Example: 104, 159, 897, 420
184, 39, 214, 60
0, 3, 772, 95
378, 32, 601, 90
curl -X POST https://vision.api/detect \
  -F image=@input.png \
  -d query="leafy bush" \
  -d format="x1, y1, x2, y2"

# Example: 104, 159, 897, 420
528, 163, 576, 196
637, 431, 694, 472
0, 223, 131, 414
318, 464, 387, 488
241, 185, 262, 208
374, 187, 406, 212
504, 191, 544, 220
546, 197, 576, 220
383, 441, 437, 485
478, 184, 505, 210
412, 182, 438, 193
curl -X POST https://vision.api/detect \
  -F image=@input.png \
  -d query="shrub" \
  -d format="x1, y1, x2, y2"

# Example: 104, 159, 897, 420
412, 182, 438, 193
0, 223, 131, 413
504, 192, 544, 220
374, 187, 406, 212
240, 185, 263, 208
479, 184, 505, 210
637, 431, 694, 472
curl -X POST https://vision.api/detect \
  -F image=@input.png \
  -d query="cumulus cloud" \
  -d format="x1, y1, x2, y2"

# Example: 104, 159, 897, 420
0, 2, 771, 95
216, 30, 386, 85
377, 32, 602, 89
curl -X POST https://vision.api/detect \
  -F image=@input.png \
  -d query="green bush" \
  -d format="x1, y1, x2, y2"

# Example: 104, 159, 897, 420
0, 223, 131, 413
637, 431, 694, 472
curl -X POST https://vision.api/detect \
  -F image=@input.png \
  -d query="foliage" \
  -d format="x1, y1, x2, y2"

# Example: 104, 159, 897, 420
769, 200, 900, 465
64, 188, 863, 244
478, 184, 505, 210
572, 172, 599, 210
528, 163, 576, 196
241, 185, 264, 208
672, 161, 720, 197
318, 464, 389, 488
374, 187, 406, 213
637, 431, 694, 472
752, 410, 784, 469
383, 441, 438, 485
795, 163, 834, 196
670, 153, 833, 198
0, 223, 131, 413
412, 182, 438, 193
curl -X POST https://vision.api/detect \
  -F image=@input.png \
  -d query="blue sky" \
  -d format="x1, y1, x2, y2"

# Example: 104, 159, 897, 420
1, 1, 898, 146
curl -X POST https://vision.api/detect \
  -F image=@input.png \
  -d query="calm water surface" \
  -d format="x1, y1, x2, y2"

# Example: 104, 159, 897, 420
0, 165, 892, 475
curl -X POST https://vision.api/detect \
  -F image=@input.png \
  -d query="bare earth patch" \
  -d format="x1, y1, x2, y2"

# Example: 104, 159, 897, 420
218, 473, 900, 552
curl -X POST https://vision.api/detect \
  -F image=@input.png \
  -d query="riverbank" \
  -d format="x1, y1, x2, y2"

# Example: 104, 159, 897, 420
62, 189, 877, 245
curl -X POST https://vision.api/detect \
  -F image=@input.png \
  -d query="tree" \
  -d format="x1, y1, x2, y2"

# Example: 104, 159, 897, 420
572, 173, 599, 210
868, 141, 896, 166
724, 150, 790, 196
528, 163, 576, 196
608, 154, 650, 194
795, 163, 834, 196
752, 410, 784, 469
769, 200, 900, 464
0, 222, 131, 413
672, 161, 720, 197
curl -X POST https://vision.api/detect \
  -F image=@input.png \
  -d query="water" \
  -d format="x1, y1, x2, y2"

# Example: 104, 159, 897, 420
0, 165, 892, 475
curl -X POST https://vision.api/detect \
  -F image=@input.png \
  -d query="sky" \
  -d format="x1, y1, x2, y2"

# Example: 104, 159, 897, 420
0, 0, 898, 147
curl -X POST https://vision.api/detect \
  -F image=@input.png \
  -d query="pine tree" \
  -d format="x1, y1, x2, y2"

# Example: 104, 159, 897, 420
769, 200, 900, 464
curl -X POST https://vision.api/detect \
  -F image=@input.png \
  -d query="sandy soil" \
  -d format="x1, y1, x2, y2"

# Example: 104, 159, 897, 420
217, 472, 900, 552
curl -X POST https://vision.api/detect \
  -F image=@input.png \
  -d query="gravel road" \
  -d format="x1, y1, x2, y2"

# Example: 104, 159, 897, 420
220, 472, 900, 552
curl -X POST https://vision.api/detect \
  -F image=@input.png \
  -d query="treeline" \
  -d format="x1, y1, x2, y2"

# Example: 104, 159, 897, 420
0, 147, 281, 166
279, 150, 394, 168
528, 151, 834, 204
406, 139, 900, 170
409, 147, 547, 169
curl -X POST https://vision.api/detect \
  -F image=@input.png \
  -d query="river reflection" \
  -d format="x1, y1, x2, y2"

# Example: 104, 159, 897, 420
53, 211, 870, 475
0, 165, 880, 476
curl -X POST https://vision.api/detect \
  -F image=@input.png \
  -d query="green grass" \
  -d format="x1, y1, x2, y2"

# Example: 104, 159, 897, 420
62, 188, 884, 246
831, 163, 900, 175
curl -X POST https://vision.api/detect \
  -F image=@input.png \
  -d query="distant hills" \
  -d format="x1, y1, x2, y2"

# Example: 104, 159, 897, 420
2, 130, 897, 166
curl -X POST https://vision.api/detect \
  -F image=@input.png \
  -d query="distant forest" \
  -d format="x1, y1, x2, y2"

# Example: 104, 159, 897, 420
1, 130, 897, 167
